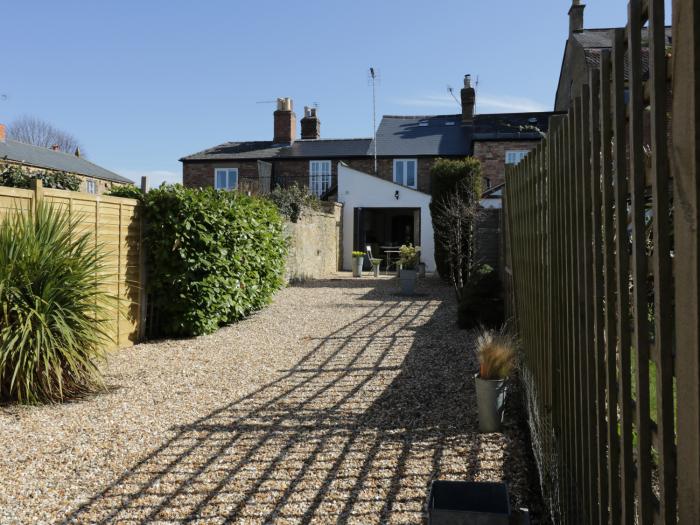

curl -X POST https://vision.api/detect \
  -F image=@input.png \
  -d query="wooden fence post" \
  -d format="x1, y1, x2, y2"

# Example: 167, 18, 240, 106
672, 0, 700, 522
138, 176, 149, 341
30, 178, 43, 215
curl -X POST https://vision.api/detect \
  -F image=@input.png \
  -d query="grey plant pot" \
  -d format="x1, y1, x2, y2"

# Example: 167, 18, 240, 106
373, 265, 380, 277
352, 256, 364, 277
475, 374, 507, 433
399, 269, 417, 294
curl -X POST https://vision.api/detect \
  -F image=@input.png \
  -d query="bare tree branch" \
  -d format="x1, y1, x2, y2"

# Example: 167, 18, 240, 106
7, 115, 85, 156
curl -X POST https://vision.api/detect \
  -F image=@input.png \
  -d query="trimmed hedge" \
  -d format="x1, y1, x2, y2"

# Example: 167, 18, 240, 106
429, 157, 483, 280
0, 165, 81, 191
106, 184, 143, 199
144, 185, 287, 337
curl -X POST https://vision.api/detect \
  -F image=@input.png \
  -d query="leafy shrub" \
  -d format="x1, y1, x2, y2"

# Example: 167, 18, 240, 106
106, 184, 143, 199
267, 183, 320, 222
398, 244, 419, 270
0, 165, 80, 191
144, 185, 287, 337
457, 264, 504, 329
429, 158, 482, 280
0, 204, 112, 403
476, 327, 516, 380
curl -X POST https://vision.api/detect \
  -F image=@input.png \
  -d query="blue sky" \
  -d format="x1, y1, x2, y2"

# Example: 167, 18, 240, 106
1, 0, 672, 186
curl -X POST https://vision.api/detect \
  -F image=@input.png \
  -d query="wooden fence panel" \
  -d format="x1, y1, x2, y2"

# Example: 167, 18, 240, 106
0, 183, 143, 349
504, 1, 695, 521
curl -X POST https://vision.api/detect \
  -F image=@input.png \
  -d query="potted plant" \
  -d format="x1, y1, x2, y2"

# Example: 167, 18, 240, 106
474, 328, 515, 433
371, 258, 382, 277
398, 244, 419, 294
352, 251, 365, 277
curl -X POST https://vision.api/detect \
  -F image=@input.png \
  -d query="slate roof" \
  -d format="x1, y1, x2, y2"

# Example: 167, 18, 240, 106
576, 27, 672, 74
181, 138, 372, 161
0, 138, 132, 184
371, 114, 471, 156
472, 112, 556, 140
181, 112, 557, 162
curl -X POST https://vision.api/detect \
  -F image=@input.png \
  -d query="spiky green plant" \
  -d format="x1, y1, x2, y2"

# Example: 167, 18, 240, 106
0, 203, 113, 403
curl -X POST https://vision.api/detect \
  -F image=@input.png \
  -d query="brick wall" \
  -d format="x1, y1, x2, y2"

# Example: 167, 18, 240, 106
183, 156, 449, 196
473, 140, 540, 188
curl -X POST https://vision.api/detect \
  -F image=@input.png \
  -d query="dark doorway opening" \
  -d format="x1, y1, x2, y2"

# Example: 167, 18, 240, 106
353, 207, 421, 270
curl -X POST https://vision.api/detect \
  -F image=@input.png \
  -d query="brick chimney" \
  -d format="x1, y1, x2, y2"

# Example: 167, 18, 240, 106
273, 97, 296, 144
461, 75, 476, 125
569, 0, 585, 36
301, 106, 320, 140
0, 123, 5, 142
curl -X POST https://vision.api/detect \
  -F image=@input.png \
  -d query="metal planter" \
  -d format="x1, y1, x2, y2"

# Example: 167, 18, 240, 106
352, 256, 364, 277
428, 480, 511, 525
399, 268, 417, 294
474, 374, 507, 433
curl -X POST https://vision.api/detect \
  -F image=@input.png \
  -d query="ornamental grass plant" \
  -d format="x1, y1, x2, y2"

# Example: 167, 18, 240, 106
475, 327, 516, 380
0, 204, 113, 403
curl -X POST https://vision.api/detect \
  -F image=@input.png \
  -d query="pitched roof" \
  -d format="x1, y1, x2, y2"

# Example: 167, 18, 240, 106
371, 114, 471, 156
573, 27, 672, 50
0, 138, 132, 184
180, 138, 372, 161
472, 112, 556, 140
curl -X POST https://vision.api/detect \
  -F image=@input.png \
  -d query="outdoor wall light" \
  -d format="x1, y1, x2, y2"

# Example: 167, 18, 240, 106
394, 190, 400, 200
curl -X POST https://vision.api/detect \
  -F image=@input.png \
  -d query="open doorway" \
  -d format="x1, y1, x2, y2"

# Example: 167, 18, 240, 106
353, 207, 421, 270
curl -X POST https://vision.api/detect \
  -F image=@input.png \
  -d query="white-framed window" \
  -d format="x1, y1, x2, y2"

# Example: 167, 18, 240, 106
86, 179, 97, 194
393, 158, 417, 189
309, 160, 331, 197
214, 168, 238, 190
505, 150, 529, 165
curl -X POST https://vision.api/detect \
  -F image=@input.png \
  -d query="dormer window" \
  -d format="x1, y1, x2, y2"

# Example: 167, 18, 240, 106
393, 159, 417, 189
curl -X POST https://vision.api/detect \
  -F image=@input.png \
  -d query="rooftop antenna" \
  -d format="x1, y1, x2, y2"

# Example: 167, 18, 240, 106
446, 85, 461, 108
368, 67, 379, 174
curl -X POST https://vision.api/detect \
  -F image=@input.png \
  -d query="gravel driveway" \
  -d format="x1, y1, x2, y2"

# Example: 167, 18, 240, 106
0, 276, 541, 524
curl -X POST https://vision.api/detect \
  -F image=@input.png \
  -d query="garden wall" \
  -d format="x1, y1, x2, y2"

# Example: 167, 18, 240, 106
284, 202, 342, 281
0, 181, 144, 348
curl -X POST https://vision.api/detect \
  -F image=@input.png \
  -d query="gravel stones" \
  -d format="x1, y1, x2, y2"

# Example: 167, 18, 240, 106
0, 276, 539, 524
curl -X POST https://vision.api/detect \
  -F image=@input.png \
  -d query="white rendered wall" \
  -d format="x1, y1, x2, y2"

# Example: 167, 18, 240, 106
337, 163, 435, 272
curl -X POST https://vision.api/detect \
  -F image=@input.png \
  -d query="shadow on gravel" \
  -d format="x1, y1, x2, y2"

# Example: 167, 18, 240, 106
62, 279, 542, 524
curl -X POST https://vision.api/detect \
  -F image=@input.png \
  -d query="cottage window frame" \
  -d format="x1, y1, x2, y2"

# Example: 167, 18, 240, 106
309, 160, 332, 197
86, 179, 97, 194
214, 168, 239, 190
393, 158, 417, 189
505, 150, 529, 165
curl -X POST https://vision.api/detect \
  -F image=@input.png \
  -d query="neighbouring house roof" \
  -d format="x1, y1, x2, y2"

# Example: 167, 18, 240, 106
180, 138, 373, 161
472, 112, 557, 141
371, 114, 471, 156
181, 112, 557, 163
576, 27, 672, 73
0, 138, 132, 184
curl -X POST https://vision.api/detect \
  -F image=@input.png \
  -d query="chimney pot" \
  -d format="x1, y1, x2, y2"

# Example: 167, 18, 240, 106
0, 124, 5, 143
301, 105, 321, 140
460, 74, 476, 125
273, 97, 296, 144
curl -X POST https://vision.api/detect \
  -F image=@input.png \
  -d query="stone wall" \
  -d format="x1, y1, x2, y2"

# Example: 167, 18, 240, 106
473, 140, 540, 188
284, 201, 343, 281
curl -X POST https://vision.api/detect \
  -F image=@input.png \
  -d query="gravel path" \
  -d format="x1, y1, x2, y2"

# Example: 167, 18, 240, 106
0, 276, 540, 524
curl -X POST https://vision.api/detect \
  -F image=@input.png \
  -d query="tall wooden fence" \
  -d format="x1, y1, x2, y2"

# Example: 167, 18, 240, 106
504, 0, 699, 522
0, 181, 144, 348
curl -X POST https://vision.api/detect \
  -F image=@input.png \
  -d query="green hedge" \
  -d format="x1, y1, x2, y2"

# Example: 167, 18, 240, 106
144, 185, 287, 337
429, 157, 483, 279
0, 165, 81, 191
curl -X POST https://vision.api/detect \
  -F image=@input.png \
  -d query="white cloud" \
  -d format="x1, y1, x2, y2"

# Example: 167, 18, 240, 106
394, 93, 549, 113
118, 169, 181, 187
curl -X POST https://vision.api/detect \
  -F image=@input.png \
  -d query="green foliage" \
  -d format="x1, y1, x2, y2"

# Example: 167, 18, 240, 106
429, 157, 483, 280
0, 165, 81, 191
144, 185, 287, 337
106, 184, 143, 199
0, 204, 113, 403
267, 183, 320, 222
352, 251, 365, 258
398, 244, 419, 270
457, 264, 504, 329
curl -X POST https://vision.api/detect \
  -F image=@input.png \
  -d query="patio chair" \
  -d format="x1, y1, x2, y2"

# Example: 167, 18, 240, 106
366, 245, 383, 276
